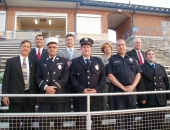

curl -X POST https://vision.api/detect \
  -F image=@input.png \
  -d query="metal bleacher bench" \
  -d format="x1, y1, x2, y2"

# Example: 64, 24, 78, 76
0, 37, 6, 41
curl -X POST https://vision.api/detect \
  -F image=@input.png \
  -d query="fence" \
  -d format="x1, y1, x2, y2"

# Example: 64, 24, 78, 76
1, 91, 170, 129
11, 30, 69, 39
123, 27, 170, 41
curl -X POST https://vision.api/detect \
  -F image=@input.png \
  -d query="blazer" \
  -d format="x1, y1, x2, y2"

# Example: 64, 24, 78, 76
141, 61, 170, 106
70, 56, 106, 102
57, 48, 82, 90
57, 48, 82, 61
126, 49, 145, 64
2, 56, 38, 105
29, 48, 48, 62
35, 56, 69, 103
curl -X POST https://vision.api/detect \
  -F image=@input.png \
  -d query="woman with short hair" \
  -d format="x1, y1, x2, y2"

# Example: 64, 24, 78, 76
100, 42, 113, 110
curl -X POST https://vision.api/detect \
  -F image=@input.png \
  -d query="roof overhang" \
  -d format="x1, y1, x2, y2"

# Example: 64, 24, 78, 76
0, 0, 169, 16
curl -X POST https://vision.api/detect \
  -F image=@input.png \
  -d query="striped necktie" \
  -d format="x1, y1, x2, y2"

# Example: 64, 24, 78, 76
22, 58, 28, 90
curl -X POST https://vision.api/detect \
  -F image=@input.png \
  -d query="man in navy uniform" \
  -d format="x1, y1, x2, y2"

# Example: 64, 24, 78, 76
35, 37, 69, 130
106, 39, 143, 129
70, 37, 106, 129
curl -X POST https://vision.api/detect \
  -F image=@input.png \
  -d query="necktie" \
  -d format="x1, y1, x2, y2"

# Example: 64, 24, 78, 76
37, 49, 41, 60
152, 64, 155, 69
138, 51, 143, 65
85, 59, 89, 68
69, 49, 73, 60
22, 59, 28, 90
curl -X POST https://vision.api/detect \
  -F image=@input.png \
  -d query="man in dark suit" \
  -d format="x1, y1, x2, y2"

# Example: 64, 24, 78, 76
57, 33, 81, 112
126, 38, 145, 65
2, 40, 38, 130
70, 37, 106, 129
29, 34, 48, 62
126, 37, 146, 108
35, 37, 69, 130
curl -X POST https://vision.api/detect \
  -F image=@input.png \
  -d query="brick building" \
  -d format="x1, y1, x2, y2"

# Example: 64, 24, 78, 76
0, 0, 170, 41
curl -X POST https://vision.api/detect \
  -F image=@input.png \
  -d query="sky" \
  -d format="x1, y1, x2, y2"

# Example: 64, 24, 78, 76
97, 0, 170, 42
99, 0, 170, 8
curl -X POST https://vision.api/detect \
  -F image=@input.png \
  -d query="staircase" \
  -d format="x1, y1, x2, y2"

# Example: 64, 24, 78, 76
0, 38, 117, 73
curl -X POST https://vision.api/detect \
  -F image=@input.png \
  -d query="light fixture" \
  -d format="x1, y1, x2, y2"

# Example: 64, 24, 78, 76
35, 19, 38, 25
118, 9, 122, 12
49, 20, 51, 25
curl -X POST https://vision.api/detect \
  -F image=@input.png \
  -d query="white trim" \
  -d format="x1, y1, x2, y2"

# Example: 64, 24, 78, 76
77, 14, 101, 18
15, 12, 67, 18
39, 80, 44, 88
0, 11, 6, 14
14, 12, 68, 32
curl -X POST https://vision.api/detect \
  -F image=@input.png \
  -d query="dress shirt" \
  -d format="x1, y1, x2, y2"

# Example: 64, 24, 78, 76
135, 49, 144, 63
35, 47, 43, 55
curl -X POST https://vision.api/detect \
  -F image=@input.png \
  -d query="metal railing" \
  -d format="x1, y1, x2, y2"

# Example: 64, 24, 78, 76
123, 27, 170, 41
1, 91, 170, 129
11, 30, 70, 39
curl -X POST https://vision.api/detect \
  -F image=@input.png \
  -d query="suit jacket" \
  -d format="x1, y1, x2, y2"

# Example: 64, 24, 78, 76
57, 48, 82, 90
2, 56, 37, 105
141, 61, 170, 106
57, 48, 81, 61
29, 48, 48, 62
35, 56, 69, 103
126, 49, 145, 64
70, 56, 106, 102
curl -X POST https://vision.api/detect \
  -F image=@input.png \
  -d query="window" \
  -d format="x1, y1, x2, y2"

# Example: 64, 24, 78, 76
77, 14, 101, 34
0, 11, 6, 32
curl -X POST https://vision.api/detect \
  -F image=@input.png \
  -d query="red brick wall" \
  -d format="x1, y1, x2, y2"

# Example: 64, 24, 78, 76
2, 6, 170, 38
4, 7, 110, 34
116, 17, 132, 40
134, 14, 170, 37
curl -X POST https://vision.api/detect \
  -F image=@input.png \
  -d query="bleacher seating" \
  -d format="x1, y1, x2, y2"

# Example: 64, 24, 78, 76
0, 38, 117, 73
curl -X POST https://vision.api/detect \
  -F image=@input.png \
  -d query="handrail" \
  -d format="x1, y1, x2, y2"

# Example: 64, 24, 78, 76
123, 27, 170, 41
11, 30, 70, 38
1, 90, 170, 97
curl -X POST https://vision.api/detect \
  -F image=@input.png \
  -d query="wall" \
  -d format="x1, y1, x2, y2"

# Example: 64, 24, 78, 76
116, 17, 132, 40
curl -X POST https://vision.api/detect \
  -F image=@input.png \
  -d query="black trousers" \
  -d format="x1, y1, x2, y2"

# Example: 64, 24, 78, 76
38, 102, 65, 130
8, 90, 35, 130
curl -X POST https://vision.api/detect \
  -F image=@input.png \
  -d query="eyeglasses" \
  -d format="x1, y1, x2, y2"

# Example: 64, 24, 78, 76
48, 46, 57, 49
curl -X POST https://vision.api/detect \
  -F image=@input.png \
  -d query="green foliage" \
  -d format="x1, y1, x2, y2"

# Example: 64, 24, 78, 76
0, 72, 4, 84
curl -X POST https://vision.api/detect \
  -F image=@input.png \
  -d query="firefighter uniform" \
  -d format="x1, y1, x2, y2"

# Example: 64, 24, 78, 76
106, 54, 142, 110
70, 38, 106, 112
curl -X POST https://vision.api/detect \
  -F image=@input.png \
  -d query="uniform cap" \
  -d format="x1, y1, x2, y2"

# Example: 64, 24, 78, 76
80, 37, 94, 46
45, 36, 59, 45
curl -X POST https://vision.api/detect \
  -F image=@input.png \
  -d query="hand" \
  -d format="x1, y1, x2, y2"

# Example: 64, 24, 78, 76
122, 86, 128, 92
83, 88, 90, 93
3, 97, 10, 106
88, 89, 97, 93
45, 86, 57, 94
141, 100, 146, 104
126, 85, 135, 92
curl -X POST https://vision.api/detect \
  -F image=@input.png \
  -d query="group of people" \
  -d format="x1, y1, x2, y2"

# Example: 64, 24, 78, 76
2, 34, 170, 129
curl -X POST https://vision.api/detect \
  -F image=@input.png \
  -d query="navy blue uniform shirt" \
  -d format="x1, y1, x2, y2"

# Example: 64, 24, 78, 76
106, 53, 142, 86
